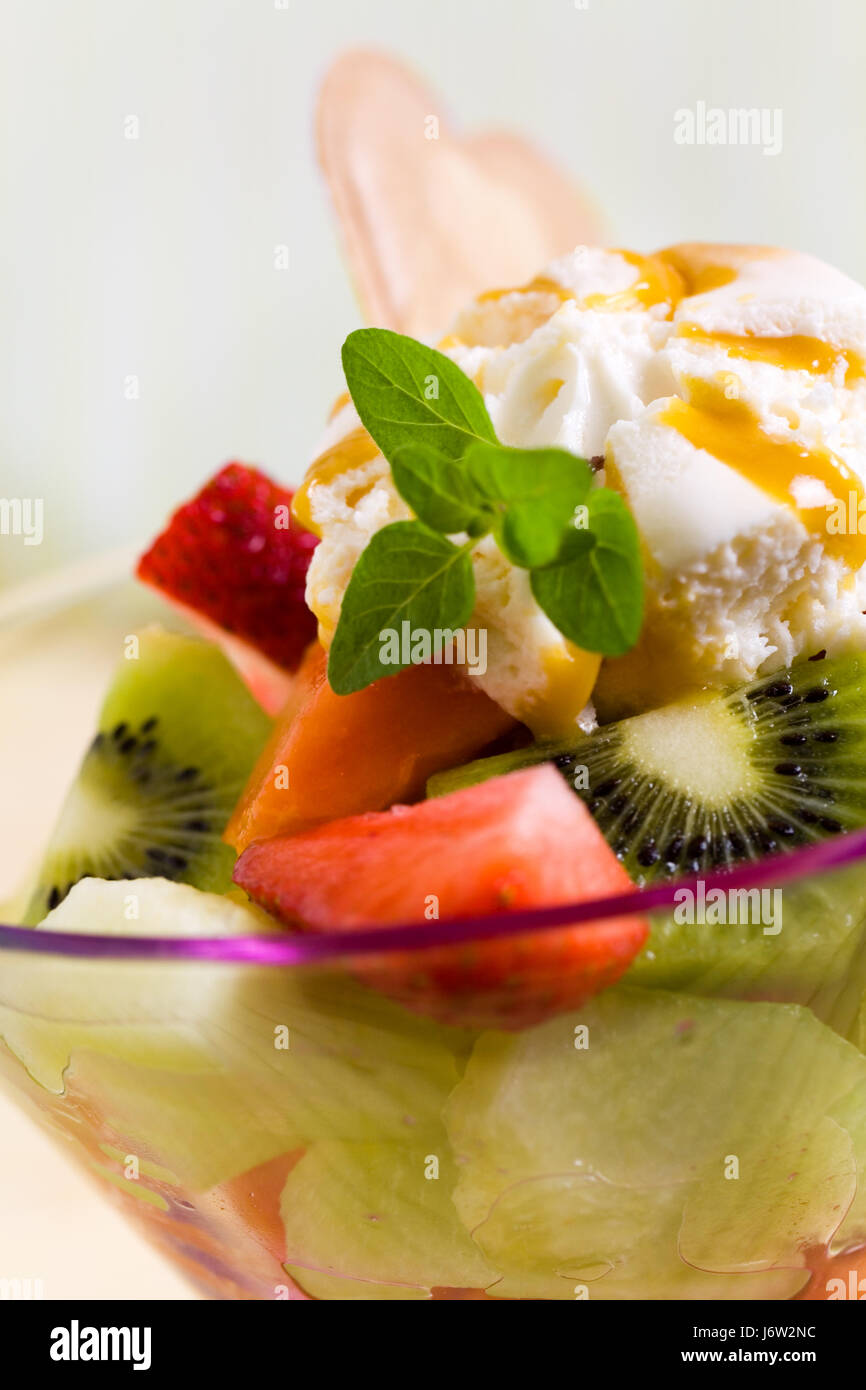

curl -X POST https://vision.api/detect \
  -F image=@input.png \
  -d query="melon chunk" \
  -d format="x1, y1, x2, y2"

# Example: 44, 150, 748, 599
445, 987, 866, 1298
224, 647, 516, 852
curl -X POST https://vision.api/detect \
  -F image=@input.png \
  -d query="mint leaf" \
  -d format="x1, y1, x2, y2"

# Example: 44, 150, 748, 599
341, 328, 496, 463
466, 442, 594, 505
390, 442, 492, 535
330, 327, 645, 692
465, 441, 594, 568
327, 521, 476, 695
530, 489, 643, 655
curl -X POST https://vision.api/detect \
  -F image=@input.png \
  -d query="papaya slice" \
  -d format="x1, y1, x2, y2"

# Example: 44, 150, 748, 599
225, 648, 517, 851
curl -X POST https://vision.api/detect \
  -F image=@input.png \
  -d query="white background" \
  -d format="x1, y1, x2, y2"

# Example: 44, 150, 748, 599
3, 0, 866, 590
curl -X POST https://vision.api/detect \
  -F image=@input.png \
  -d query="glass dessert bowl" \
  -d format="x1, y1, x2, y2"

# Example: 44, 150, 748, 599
9, 230, 866, 1301
8, 232, 866, 1299
2, 572, 866, 1302
10, 43, 866, 1301
3, 833, 866, 1301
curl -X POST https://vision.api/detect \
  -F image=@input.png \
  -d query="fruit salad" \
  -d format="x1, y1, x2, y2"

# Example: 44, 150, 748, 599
6, 238, 866, 1301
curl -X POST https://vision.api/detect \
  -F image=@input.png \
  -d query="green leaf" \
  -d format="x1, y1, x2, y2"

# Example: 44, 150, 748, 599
327, 521, 476, 695
341, 329, 496, 464
390, 442, 492, 535
530, 489, 643, 655
336, 326, 645, 671
465, 441, 594, 568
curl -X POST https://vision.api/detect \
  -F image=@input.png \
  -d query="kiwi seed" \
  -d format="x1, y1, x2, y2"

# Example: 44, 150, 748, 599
428, 653, 866, 886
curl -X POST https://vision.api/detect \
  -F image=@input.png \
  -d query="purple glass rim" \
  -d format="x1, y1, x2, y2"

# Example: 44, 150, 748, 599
2, 825, 866, 965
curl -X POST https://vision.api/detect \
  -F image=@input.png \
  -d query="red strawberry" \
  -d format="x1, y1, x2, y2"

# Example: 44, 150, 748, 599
138, 464, 319, 706
233, 766, 648, 1030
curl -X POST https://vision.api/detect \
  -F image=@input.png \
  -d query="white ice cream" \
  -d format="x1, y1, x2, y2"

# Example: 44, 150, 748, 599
297, 243, 866, 731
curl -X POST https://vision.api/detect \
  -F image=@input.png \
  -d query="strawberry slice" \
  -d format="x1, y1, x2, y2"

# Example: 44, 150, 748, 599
138, 464, 319, 686
233, 766, 648, 1030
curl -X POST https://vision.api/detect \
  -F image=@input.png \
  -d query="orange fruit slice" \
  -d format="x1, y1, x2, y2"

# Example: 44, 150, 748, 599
225, 646, 517, 851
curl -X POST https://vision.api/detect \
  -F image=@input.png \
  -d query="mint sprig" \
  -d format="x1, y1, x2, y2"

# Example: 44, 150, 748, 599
327, 523, 475, 695
530, 490, 643, 656
327, 328, 643, 695
465, 441, 594, 569
341, 329, 496, 461
390, 442, 491, 536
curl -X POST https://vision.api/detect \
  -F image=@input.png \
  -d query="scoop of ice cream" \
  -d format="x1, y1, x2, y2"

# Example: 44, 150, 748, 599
298, 243, 866, 732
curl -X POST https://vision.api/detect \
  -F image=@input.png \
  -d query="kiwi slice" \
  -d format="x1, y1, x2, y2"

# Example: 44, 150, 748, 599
428, 652, 866, 885
23, 628, 271, 924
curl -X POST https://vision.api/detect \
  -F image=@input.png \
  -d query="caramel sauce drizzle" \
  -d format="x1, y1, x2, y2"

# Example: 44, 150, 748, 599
659, 378, 866, 565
